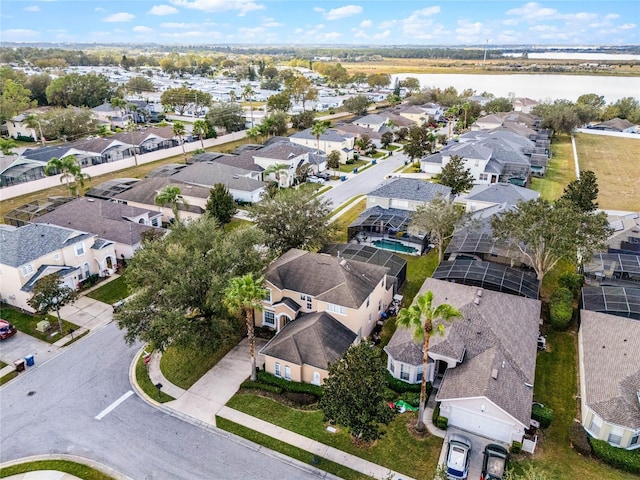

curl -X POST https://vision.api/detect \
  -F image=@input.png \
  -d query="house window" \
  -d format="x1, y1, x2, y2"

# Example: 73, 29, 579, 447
152, 218, 160, 227
389, 360, 395, 374
84, 262, 90, 278
608, 426, 624, 446
631, 433, 639, 446
75, 243, 85, 256
588, 415, 602, 436
54, 253, 60, 261
275, 362, 281, 377
378, 299, 382, 311
479, 173, 488, 181
21, 264, 34, 277
417, 371, 423, 382
284, 365, 291, 381
300, 294, 312, 310
263, 310, 275, 327
264, 289, 272, 303
326, 303, 346, 315
400, 364, 410, 381
366, 296, 370, 308
312, 372, 321, 386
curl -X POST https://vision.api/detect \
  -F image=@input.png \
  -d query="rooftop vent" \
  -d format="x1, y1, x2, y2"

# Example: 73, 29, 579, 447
473, 297, 481, 305
476, 289, 483, 297
491, 368, 499, 380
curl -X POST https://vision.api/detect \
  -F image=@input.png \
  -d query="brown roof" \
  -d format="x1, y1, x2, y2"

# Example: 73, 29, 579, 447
580, 310, 640, 429
114, 177, 210, 211
259, 311, 357, 369
265, 249, 389, 309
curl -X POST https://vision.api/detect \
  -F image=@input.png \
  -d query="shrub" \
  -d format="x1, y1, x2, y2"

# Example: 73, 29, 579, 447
569, 422, 592, 457
240, 380, 282, 394
401, 392, 421, 408
511, 441, 522, 454
590, 438, 640, 474
531, 404, 554, 428
256, 370, 323, 398
550, 287, 573, 330
386, 373, 423, 394
432, 401, 441, 423
435, 416, 448, 430
558, 272, 584, 297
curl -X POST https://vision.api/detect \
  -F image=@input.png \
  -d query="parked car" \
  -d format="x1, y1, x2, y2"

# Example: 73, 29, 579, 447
316, 172, 331, 181
446, 434, 472, 479
307, 176, 326, 184
481, 444, 509, 480
0, 319, 17, 340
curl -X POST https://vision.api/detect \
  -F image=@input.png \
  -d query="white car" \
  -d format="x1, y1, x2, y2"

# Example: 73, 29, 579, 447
446, 434, 472, 479
307, 176, 326, 184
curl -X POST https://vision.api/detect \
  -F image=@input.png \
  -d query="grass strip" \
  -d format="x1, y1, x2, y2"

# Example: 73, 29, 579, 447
0, 370, 19, 386
0, 460, 114, 480
330, 194, 365, 217
160, 341, 236, 390
86, 276, 130, 305
216, 417, 371, 480
135, 351, 175, 403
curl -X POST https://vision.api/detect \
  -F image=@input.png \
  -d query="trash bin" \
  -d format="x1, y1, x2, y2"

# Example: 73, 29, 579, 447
372, 159, 377, 165
24, 354, 35, 367
341, 175, 347, 181
14, 359, 25, 372
353, 168, 358, 173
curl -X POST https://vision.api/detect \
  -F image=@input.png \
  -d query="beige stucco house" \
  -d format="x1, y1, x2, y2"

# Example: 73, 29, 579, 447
289, 128, 355, 163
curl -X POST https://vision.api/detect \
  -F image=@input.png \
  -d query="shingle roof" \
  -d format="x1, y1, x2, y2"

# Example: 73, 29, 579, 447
253, 141, 319, 160
291, 128, 354, 142
171, 162, 265, 192
0, 223, 94, 268
368, 178, 452, 203
464, 183, 539, 206
114, 177, 210, 206
35, 198, 164, 248
580, 310, 640, 429
259, 311, 357, 369
264, 249, 389, 309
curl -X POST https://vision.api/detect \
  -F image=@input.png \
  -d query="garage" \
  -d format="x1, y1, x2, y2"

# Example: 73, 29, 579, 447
447, 405, 514, 443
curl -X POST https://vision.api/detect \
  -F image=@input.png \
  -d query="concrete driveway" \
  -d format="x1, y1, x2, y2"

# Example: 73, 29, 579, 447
58, 296, 113, 330
439, 427, 510, 479
0, 331, 59, 371
166, 337, 267, 426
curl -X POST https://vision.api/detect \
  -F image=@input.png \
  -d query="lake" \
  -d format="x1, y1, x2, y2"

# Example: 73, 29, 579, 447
390, 73, 640, 103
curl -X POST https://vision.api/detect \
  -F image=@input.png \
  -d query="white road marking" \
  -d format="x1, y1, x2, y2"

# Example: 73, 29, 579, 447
95, 390, 134, 420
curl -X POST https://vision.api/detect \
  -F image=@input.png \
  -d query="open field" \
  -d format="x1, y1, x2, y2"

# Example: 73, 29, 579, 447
530, 135, 575, 201
574, 133, 640, 211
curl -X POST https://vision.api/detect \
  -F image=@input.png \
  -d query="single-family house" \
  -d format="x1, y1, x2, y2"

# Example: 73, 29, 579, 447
251, 140, 327, 187
34, 197, 165, 259
513, 98, 539, 114
588, 118, 636, 133
0, 223, 117, 311
385, 278, 541, 444
578, 310, 640, 450
454, 183, 539, 214
289, 128, 355, 163
352, 114, 389, 132
397, 105, 430, 124
366, 177, 452, 212
5, 107, 52, 142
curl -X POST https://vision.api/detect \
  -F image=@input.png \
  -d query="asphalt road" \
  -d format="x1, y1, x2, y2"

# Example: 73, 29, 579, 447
321, 151, 411, 209
0, 323, 324, 480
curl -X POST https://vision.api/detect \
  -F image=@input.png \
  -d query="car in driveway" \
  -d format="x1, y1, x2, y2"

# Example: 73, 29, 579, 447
446, 434, 472, 479
0, 319, 17, 340
315, 172, 331, 181
481, 444, 509, 480
307, 176, 326, 184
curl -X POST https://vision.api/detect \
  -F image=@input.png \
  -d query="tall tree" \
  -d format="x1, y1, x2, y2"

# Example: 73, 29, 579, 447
0, 138, 18, 155
404, 125, 433, 167
205, 184, 237, 225
223, 273, 267, 381
243, 85, 255, 128
249, 187, 338, 253
46, 72, 114, 108
172, 121, 188, 162
267, 91, 292, 113
320, 342, 396, 443
24, 113, 46, 146
381, 131, 394, 149
310, 121, 328, 153
206, 102, 246, 133
0, 79, 36, 122
560, 170, 599, 212
327, 150, 341, 178
342, 95, 371, 115
491, 198, 611, 287
115, 217, 267, 351
484, 97, 514, 113
410, 195, 470, 262
355, 134, 374, 155
192, 119, 208, 149
27, 273, 78, 335
43, 155, 82, 197
396, 291, 463, 432
263, 163, 290, 188
155, 185, 189, 224
434, 155, 475, 195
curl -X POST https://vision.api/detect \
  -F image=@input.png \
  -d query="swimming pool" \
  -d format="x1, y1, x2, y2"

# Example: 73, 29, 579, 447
372, 238, 419, 254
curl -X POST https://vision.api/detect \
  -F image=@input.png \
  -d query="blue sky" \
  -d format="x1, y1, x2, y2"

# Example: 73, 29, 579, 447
1, 1, 638, 45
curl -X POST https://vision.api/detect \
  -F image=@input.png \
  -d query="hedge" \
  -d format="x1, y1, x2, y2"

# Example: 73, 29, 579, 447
386, 373, 424, 394
590, 438, 640, 474
432, 401, 441, 423
550, 287, 573, 330
240, 380, 282, 394
256, 370, 323, 398
531, 404, 554, 429
435, 416, 448, 430
511, 441, 522, 454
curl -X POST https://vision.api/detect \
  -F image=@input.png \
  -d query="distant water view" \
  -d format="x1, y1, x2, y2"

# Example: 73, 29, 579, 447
502, 52, 640, 61
391, 73, 640, 103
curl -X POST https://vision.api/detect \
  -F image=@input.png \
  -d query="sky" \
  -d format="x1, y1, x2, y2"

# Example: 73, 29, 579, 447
1, 1, 639, 46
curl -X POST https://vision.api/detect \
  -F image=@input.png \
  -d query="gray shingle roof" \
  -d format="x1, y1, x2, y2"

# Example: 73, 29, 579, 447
35, 198, 164, 248
171, 162, 265, 192
291, 128, 354, 142
464, 183, 540, 207
259, 311, 357, 369
114, 177, 210, 206
253, 141, 319, 160
368, 178, 452, 203
265, 249, 389, 309
580, 310, 640, 429
0, 223, 94, 268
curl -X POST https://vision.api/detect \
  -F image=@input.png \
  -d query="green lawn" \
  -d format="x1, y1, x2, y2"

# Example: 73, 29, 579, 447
135, 350, 175, 403
0, 370, 19, 386
398, 249, 440, 307
530, 135, 575, 201
385, 145, 401, 151
335, 198, 367, 242
338, 160, 369, 173
331, 195, 365, 218
226, 393, 443, 479
160, 341, 237, 390
216, 417, 370, 480
224, 218, 253, 232
0, 460, 114, 480
512, 330, 639, 479
86, 276, 130, 304
0, 304, 79, 343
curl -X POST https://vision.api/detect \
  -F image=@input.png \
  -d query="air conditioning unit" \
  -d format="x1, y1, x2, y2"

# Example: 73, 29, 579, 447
36, 320, 51, 333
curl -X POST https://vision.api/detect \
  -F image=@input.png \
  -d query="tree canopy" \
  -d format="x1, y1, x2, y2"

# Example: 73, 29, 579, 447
249, 187, 338, 253
206, 102, 246, 133
115, 217, 267, 351
205, 184, 237, 225
560, 170, 599, 212
320, 342, 395, 443
434, 155, 474, 195
342, 95, 371, 115
27, 273, 77, 334
46, 73, 114, 108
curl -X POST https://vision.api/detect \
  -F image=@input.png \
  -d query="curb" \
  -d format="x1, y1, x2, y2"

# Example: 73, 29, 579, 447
0, 454, 134, 480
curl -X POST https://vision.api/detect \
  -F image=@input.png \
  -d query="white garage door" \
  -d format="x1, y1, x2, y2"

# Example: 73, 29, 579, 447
447, 406, 513, 443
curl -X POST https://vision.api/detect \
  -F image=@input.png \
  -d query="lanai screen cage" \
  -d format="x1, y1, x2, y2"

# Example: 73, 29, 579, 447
3, 196, 74, 227
581, 286, 640, 320
347, 207, 428, 253
84, 178, 139, 200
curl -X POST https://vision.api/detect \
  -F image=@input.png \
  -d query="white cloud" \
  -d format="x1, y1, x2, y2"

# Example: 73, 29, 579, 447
261, 17, 283, 28
133, 26, 154, 33
160, 30, 222, 39
400, 6, 443, 39
506, 2, 557, 19
503, 18, 519, 26
324, 5, 363, 21
161, 22, 196, 28
103, 12, 135, 23
529, 24, 557, 32
294, 28, 304, 34
94, 7, 106, 12
360, 19, 372, 28
455, 19, 490, 43
169, 0, 265, 16
320, 32, 342, 40
0, 28, 40, 41
148, 5, 179, 15
605, 13, 620, 20
374, 30, 390, 39
620, 23, 636, 30
24, 6, 40, 12
313, 7, 324, 13
379, 19, 397, 30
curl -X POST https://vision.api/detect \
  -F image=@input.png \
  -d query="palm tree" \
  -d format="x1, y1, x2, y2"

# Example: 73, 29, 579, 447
155, 185, 189, 224
172, 121, 188, 163
396, 290, 463, 432
192, 119, 207, 149
243, 85, 255, 128
310, 121, 328, 154
246, 126, 262, 144
263, 162, 290, 188
0, 138, 18, 156
110, 96, 127, 120
223, 273, 267, 381
24, 114, 45, 146
229, 90, 237, 103
72, 169, 91, 197
43, 155, 81, 197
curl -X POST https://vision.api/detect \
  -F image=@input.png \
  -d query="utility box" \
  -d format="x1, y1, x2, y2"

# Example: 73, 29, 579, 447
14, 359, 25, 372
36, 320, 50, 332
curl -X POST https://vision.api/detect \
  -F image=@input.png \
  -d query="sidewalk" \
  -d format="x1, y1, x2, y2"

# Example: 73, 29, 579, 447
136, 339, 426, 480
